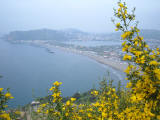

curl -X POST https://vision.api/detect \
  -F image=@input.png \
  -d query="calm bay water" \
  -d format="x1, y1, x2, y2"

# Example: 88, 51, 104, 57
0, 39, 125, 107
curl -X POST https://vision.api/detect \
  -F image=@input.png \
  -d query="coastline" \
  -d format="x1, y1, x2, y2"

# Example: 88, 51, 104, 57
7, 40, 128, 72
51, 46, 127, 72
1, 39, 127, 107
30, 40, 128, 72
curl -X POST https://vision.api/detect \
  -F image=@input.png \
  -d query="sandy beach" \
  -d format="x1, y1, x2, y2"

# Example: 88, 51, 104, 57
44, 43, 128, 72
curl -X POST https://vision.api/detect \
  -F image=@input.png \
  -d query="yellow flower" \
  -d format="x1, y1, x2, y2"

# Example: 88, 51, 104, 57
123, 54, 132, 60
118, 8, 121, 12
139, 36, 143, 40
121, 31, 132, 40
116, 23, 120, 28
124, 10, 127, 14
87, 113, 92, 118
66, 101, 71, 106
52, 92, 61, 98
102, 112, 107, 118
153, 68, 160, 79
3, 105, 8, 108
145, 44, 149, 48
135, 51, 142, 57
134, 41, 138, 46
79, 109, 84, 113
65, 113, 69, 116
98, 107, 102, 112
150, 55, 156, 59
122, 44, 131, 52
88, 108, 93, 112
45, 110, 48, 114
91, 90, 99, 96
115, 28, 119, 31
149, 61, 159, 65
131, 95, 137, 102
5, 93, 13, 99
0, 113, 11, 120
122, 41, 126, 46
136, 93, 143, 101
37, 109, 41, 113
15, 111, 21, 115
71, 97, 76, 102
135, 55, 145, 64
112, 88, 116, 92
41, 103, 46, 107
119, 3, 124, 7
93, 102, 100, 107
157, 115, 160, 120
49, 86, 55, 91
126, 82, 132, 88
123, 14, 126, 20
0, 88, 3, 92
53, 81, 62, 86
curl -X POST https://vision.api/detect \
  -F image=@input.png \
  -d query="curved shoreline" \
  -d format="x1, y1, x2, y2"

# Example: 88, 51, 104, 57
7, 40, 128, 72
44, 44, 128, 72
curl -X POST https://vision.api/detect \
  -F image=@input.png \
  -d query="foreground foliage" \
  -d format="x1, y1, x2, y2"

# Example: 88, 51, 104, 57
0, 88, 13, 120
36, 1, 160, 119
0, 0, 160, 120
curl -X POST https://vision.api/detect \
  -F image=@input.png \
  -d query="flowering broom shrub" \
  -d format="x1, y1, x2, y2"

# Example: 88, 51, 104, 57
113, 0, 160, 119
36, 1, 160, 120
0, 88, 21, 120
0, 88, 13, 120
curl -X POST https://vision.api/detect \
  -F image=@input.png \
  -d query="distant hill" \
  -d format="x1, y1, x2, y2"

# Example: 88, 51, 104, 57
3, 28, 92, 41
3, 29, 69, 41
2, 29, 160, 41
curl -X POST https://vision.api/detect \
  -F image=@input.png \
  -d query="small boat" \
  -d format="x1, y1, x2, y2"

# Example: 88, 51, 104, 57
46, 49, 54, 53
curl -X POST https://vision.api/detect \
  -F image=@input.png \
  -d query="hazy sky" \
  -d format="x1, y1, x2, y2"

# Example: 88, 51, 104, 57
1, 0, 160, 34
